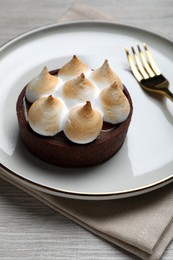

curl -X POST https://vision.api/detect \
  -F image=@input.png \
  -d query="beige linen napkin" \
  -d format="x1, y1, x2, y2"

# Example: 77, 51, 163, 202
1, 166, 173, 260
0, 4, 173, 260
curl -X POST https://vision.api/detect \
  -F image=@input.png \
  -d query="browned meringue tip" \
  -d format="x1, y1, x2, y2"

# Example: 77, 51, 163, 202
91, 59, 123, 90
47, 95, 53, 102
58, 55, 89, 77
41, 66, 51, 77
110, 81, 120, 90
101, 59, 113, 71
42, 66, 56, 79
72, 54, 78, 60
46, 95, 63, 108
64, 100, 103, 144
82, 101, 92, 115
62, 73, 96, 102
80, 73, 85, 79
103, 59, 108, 65
71, 55, 82, 64
43, 66, 48, 72
25, 67, 59, 103
99, 59, 109, 69
92, 59, 113, 79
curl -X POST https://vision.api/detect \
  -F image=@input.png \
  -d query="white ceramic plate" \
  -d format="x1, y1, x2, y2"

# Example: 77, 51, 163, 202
0, 21, 173, 200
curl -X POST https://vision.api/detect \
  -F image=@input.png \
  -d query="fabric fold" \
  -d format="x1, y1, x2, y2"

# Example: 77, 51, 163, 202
0, 165, 173, 260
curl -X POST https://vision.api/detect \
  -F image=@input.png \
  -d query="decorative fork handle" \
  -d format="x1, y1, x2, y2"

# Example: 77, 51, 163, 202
140, 75, 173, 102
161, 88, 173, 102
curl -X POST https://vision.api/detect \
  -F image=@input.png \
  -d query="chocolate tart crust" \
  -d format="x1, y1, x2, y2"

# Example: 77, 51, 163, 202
16, 71, 133, 167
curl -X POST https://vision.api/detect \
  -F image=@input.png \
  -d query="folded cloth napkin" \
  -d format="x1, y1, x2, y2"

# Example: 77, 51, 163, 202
0, 165, 173, 260
0, 4, 173, 260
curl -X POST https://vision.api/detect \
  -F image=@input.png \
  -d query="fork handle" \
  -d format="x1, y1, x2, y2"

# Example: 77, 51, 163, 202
161, 88, 173, 102
141, 75, 173, 102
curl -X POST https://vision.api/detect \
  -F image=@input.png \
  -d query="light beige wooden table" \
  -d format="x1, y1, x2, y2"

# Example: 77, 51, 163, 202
0, 1, 172, 259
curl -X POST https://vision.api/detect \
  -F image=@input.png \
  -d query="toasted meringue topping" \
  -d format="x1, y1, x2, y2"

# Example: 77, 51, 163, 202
64, 101, 103, 144
28, 95, 67, 136
62, 73, 98, 106
58, 55, 89, 79
26, 67, 59, 103
100, 81, 130, 124
90, 60, 123, 90
24, 56, 131, 144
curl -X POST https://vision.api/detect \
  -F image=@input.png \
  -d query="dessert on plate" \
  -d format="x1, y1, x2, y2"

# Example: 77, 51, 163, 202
16, 55, 133, 167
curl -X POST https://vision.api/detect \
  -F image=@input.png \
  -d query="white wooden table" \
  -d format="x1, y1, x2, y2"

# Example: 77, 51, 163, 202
0, 1, 173, 259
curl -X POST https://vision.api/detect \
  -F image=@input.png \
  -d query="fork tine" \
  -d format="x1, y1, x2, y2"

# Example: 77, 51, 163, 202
143, 43, 161, 75
137, 45, 155, 77
125, 48, 143, 82
131, 47, 149, 79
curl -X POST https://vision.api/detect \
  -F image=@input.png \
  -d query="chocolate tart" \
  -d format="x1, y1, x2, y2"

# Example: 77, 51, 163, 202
16, 69, 133, 168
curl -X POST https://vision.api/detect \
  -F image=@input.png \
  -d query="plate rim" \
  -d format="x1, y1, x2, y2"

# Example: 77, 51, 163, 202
0, 20, 173, 52
0, 163, 173, 200
0, 20, 173, 200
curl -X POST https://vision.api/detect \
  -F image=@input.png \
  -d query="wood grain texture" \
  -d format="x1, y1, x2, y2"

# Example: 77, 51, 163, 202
0, 0, 173, 259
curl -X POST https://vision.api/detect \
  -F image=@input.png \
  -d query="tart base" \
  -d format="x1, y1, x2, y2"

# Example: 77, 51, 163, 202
16, 81, 133, 168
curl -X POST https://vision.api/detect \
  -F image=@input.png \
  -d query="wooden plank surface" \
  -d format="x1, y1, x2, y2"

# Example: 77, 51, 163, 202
0, 1, 173, 259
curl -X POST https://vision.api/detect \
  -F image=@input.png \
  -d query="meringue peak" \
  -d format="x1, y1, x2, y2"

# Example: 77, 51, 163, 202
26, 67, 59, 103
24, 57, 131, 143
42, 66, 49, 75
91, 60, 123, 90
58, 55, 89, 78
46, 95, 55, 104
64, 101, 103, 144
62, 73, 97, 103
100, 82, 130, 124
110, 81, 119, 90
81, 101, 92, 116
28, 96, 66, 136
80, 72, 85, 80
78, 101, 95, 119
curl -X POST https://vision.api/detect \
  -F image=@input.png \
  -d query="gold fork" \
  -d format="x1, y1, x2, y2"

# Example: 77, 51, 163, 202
125, 43, 173, 102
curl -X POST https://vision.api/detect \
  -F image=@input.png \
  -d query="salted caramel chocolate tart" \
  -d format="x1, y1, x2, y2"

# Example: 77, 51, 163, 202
16, 56, 133, 167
